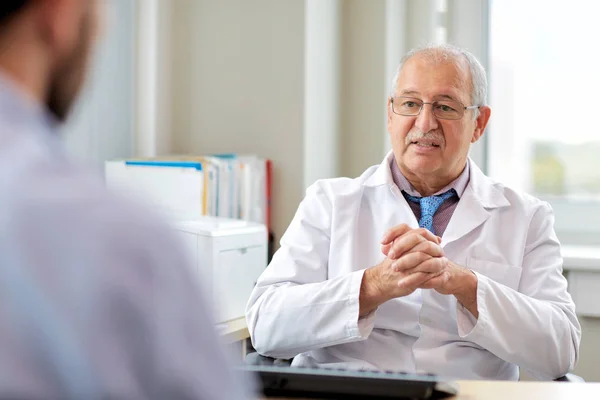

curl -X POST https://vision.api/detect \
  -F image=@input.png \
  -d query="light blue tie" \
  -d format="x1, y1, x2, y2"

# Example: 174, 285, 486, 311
403, 189, 457, 235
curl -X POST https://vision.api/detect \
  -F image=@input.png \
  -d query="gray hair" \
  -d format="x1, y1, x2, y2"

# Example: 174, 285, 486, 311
390, 44, 487, 118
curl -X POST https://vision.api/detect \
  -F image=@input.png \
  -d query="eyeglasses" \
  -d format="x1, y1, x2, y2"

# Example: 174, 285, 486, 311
390, 96, 480, 120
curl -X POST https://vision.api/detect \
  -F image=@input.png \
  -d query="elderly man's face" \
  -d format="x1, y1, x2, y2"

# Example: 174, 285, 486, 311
387, 55, 489, 181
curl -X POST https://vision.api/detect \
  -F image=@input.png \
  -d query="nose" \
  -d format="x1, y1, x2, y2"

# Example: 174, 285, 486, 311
415, 103, 439, 133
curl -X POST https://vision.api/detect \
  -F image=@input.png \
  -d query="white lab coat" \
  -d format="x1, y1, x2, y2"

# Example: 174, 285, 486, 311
246, 152, 581, 380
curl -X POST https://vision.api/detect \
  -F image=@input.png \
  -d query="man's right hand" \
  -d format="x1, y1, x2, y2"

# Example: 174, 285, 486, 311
358, 225, 446, 317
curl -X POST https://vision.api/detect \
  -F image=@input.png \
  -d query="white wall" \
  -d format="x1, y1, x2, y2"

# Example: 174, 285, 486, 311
162, 0, 491, 239
339, 0, 387, 178
62, 0, 135, 170
162, 0, 492, 240
169, 0, 305, 245
135, 0, 172, 157
304, 0, 341, 188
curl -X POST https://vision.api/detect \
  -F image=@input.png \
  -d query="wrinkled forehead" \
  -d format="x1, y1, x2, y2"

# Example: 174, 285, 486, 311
396, 55, 473, 104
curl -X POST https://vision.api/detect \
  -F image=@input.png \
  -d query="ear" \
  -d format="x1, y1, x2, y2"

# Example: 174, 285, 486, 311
387, 97, 393, 131
470, 105, 491, 143
38, 0, 83, 58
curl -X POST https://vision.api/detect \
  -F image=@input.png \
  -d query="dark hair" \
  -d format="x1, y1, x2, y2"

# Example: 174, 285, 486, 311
0, 1, 29, 26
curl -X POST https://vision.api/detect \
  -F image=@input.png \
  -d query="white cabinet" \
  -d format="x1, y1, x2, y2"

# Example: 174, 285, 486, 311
173, 217, 267, 323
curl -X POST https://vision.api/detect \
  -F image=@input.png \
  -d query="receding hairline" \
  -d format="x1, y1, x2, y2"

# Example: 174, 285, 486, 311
390, 44, 489, 116
395, 52, 473, 103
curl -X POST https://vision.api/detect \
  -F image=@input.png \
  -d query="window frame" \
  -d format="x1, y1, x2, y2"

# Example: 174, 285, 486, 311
448, 0, 600, 245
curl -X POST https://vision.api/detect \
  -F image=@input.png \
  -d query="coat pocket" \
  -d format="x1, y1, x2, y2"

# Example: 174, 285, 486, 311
466, 256, 522, 291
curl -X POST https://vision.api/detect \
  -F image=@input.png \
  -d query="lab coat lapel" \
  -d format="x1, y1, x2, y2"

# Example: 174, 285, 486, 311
442, 160, 510, 246
362, 151, 420, 231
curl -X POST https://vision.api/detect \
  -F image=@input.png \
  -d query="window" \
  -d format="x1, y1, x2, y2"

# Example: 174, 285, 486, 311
489, 0, 600, 245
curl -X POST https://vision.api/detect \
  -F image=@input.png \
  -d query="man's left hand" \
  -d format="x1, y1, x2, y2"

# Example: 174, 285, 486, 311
419, 260, 479, 318
382, 227, 480, 318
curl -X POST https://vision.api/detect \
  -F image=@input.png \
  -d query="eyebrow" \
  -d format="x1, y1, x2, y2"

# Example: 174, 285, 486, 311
434, 94, 460, 102
399, 90, 421, 97
398, 90, 462, 103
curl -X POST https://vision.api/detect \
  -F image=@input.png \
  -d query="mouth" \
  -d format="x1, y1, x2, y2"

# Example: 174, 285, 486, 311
410, 140, 441, 148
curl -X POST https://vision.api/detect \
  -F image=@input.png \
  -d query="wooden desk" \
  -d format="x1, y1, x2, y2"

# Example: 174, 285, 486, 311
217, 316, 250, 344
452, 381, 600, 399
223, 317, 600, 398
266, 380, 600, 399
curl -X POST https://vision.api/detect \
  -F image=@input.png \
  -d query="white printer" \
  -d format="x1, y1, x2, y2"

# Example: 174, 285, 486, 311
172, 217, 268, 324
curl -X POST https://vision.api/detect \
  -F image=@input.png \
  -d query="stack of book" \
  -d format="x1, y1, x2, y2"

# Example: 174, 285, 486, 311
105, 154, 274, 259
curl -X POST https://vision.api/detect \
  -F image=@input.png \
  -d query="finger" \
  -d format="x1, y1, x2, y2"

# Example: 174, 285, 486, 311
395, 256, 448, 275
388, 231, 442, 259
419, 271, 449, 289
397, 271, 431, 291
382, 226, 441, 246
387, 234, 425, 259
381, 224, 412, 245
386, 227, 440, 248
385, 237, 441, 258
384, 229, 442, 258
423, 269, 445, 281
381, 242, 392, 256
409, 228, 441, 244
405, 240, 444, 258
391, 252, 433, 272
417, 256, 448, 275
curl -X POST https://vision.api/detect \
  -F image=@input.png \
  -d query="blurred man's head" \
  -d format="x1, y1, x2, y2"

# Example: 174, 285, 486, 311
0, 0, 102, 121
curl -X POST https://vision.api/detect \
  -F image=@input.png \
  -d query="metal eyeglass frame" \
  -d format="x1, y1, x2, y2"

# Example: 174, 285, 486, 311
390, 96, 481, 120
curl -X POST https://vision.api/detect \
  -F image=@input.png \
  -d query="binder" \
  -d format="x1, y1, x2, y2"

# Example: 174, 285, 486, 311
105, 154, 272, 234
105, 160, 205, 221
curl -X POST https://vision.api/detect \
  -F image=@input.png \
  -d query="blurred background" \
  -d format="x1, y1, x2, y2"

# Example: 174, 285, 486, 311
66, 0, 600, 381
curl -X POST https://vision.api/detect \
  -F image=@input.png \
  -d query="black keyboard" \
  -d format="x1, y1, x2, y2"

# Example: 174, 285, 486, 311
239, 364, 458, 399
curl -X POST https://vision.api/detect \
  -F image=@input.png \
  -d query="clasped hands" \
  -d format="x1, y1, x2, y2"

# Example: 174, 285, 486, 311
359, 224, 478, 317
380, 224, 452, 296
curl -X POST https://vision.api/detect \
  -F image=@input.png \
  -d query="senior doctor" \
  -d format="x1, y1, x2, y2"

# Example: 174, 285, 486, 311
246, 44, 580, 380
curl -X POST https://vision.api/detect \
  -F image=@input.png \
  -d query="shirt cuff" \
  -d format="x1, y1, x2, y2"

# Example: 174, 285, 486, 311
347, 269, 376, 339
457, 270, 488, 339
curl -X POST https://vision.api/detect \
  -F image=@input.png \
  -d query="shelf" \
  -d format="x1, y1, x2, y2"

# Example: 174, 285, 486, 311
562, 245, 600, 272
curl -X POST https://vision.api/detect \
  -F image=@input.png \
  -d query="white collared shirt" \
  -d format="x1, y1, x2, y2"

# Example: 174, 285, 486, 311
0, 73, 253, 398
